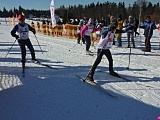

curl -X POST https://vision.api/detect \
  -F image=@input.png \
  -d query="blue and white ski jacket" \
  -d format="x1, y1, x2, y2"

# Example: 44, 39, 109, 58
141, 20, 157, 37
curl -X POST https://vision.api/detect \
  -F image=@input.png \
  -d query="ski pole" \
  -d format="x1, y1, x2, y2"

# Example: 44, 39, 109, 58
34, 34, 43, 54
126, 46, 131, 69
68, 42, 77, 52
5, 39, 17, 58
139, 27, 142, 48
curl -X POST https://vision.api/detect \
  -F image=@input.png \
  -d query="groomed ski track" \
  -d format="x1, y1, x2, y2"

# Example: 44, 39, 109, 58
0, 23, 160, 120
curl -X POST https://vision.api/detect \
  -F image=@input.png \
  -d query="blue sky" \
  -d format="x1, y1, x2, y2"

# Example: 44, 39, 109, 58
0, 0, 159, 10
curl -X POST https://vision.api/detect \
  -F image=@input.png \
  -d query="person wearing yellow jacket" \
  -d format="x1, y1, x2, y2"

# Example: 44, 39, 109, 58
115, 15, 123, 47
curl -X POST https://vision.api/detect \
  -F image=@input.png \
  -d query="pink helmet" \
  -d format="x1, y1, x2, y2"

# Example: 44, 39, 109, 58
18, 14, 25, 20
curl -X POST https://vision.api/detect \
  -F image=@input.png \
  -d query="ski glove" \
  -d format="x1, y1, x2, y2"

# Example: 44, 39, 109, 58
32, 29, 36, 34
15, 35, 19, 39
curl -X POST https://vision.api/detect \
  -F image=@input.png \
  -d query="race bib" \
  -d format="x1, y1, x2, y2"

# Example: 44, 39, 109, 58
106, 42, 112, 49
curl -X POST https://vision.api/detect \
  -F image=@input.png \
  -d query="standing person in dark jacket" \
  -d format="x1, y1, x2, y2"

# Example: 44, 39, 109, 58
83, 15, 88, 25
105, 14, 111, 26
140, 16, 157, 52
125, 15, 136, 48
11, 14, 38, 68
134, 18, 139, 37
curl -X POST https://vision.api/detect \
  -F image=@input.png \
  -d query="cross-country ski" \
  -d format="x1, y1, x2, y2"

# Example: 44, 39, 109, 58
75, 75, 117, 98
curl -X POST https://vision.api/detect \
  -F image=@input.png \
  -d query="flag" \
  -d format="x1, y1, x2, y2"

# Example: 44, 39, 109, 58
50, 0, 56, 28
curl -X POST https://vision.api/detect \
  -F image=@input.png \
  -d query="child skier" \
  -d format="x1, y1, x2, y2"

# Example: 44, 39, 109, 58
11, 14, 38, 68
81, 18, 99, 55
86, 25, 119, 82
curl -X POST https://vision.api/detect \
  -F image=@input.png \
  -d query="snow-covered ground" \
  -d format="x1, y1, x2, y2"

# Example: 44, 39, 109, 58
0, 20, 160, 120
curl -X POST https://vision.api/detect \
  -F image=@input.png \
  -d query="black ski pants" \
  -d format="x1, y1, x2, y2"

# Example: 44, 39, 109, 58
84, 35, 91, 51
127, 32, 135, 47
77, 33, 85, 44
145, 36, 151, 51
89, 49, 113, 76
18, 39, 35, 63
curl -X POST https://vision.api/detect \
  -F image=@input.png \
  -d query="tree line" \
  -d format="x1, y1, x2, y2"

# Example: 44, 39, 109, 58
0, 1, 160, 23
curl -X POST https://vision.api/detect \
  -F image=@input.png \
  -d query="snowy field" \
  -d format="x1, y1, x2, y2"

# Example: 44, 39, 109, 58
0, 19, 160, 120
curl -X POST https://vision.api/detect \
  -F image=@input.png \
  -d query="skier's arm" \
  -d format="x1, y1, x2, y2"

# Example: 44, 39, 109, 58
140, 21, 148, 29
80, 25, 87, 37
151, 21, 157, 30
10, 25, 19, 39
101, 27, 109, 38
28, 24, 36, 34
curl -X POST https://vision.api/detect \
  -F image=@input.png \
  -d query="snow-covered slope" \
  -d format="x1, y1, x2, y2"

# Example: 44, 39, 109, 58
0, 23, 160, 120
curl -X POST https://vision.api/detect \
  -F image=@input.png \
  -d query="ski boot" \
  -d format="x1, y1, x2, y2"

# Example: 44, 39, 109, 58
31, 59, 40, 63
22, 62, 25, 70
86, 50, 93, 55
109, 71, 120, 77
86, 73, 94, 82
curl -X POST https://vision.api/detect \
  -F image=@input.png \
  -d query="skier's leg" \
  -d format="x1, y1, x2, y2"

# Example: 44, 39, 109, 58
77, 33, 81, 44
131, 32, 135, 48
105, 49, 119, 76
127, 33, 130, 48
117, 38, 122, 47
82, 37, 85, 44
87, 49, 103, 81
18, 40, 26, 63
85, 36, 91, 51
25, 39, 36, 60
104, 49, 113, 72
145, 36, 149, 51
148, 37, 151, 52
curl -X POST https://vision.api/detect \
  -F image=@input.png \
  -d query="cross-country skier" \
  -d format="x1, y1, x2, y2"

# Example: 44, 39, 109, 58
81, 18, 100, 55
10, 14, 38, 68
86, 25, 119, 82
140, 16, 157, 52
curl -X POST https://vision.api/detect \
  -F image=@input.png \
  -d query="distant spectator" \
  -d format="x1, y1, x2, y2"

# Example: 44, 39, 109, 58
124, 15, 136, 48
134, 18, 139, 37
57, 18, 63, 25
42, 20, 46, 25
31, 21, 34, 24
83, 15, 88, 25
105, 14, 111, 26
77, 21, 85, 44
140, 15, 157, 52
115, 14, 123, 47
109, 16, 117, 45
47, 20, 50, 25
37, 22, 40, 32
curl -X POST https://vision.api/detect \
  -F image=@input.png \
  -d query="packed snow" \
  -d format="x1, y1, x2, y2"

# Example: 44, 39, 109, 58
0, 19, 160, 120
